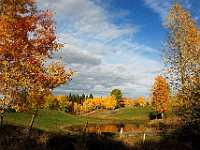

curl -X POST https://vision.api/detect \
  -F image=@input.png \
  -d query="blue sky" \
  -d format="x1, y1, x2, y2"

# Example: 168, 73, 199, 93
39, 0, 200, 98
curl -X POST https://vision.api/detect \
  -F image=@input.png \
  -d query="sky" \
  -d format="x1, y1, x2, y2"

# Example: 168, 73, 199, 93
39, 0, 200, 98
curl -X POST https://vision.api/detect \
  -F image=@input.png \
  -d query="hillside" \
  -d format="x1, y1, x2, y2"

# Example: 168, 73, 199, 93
3, 107, 152, 132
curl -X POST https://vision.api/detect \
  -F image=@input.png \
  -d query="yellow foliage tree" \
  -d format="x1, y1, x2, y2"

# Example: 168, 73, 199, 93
123, 97, 135, 107
43, 94, 58, 110
135, 96, 145, 107
152, 75, 169, 119
73, 102, 81, 114
56, 94, 71, 112
81, 98, 102, 113
44, 94, 72, 112
80, 96, 117, 113
101, 96, 117, 110
165, 2, 200, 122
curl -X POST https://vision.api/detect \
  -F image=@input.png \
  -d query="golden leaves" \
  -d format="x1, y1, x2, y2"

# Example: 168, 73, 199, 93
152, 76, 169, 113
81, 96, 117, 112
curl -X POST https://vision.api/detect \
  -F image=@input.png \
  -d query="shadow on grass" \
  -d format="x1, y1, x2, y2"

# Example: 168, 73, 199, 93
162, 121, 200, 150
0, 124, 197, 150
0, 124, 131, 150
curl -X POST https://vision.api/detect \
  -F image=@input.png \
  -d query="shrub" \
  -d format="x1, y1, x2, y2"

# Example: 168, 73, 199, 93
149, 111, 157, 120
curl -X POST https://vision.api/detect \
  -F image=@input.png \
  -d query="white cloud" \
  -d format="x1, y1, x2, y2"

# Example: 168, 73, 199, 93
39, 0, 163, 98
143, 0, 171, 21
40, 0, 138, 41
55, 56, 163, 98
58, 47, 101, 66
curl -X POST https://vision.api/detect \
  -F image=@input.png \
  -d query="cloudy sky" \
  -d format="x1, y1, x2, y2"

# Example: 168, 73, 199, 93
39, 0, 200, 98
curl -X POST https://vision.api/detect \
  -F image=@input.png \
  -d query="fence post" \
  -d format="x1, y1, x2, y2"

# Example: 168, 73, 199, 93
143, 133, 146, 143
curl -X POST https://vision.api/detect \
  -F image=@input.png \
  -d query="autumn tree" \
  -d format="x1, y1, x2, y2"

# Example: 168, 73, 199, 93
102, 96, 117, 110
81, 98, 99, 113
122, 97, 135, 107
44, 94, 72, 112
152, 75, 169, 119
165, 3, 200, 123
80, 96, 117, 113
135, 96, 146, 107
0, 0, 73, 131
43, 94, 58, 110
111, 89, 122, 108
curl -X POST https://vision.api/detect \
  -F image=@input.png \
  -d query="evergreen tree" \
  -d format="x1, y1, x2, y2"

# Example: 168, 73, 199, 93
89, 94, 93, 99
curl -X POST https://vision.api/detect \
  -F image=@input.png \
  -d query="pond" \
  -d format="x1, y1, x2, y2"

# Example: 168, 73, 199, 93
65, 123, 146, 134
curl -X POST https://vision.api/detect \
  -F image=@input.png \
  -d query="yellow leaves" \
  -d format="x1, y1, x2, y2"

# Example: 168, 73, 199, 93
152, 76, 169, 113
73, 102, 81, 114
122, 97, 146, 107
123, 98, 135, 107
135, 96, 145, 107
1, 60, 8, 65
43, 94, 58, 109
47, 62, 74, 88
165, 2, 200, 121
80, 96, 117, 113
81, 98, 101, 112
166, 2, 200, 64
56, 94, 71, 111
11, 104, 26, 112
27, 91, 46, 108
52, 43, 64, 51
101, 96, 117, 110
43, 94, 72, 112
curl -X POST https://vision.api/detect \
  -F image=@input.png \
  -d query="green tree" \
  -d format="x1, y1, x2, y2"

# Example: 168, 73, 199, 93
80, 94, 86, 103
111, 89, 122, 108
68, 93, 72, 101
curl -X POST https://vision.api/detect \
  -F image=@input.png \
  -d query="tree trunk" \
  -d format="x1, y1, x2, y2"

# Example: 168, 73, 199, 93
143, 133, 146, 143
0, 113, 3, 128
28, 109, 38, 133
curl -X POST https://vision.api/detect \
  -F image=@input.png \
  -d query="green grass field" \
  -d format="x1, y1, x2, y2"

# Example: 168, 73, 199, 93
4, 110, 103, 132
86, 106, 152, 125
4, 107, 153, 132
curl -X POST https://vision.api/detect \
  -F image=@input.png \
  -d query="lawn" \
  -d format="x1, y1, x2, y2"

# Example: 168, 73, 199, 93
87, 106, 153, 125
4, 107, 153, 132
4, 109, 106, 132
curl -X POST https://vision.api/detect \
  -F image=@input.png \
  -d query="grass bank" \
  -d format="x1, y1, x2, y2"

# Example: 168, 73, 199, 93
4, 107, 153, 132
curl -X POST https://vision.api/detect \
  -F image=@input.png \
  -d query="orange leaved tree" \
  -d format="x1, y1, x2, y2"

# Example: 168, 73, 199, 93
0, 0, 73, 130
165, 2, 200, 123
152, 75, 169, 119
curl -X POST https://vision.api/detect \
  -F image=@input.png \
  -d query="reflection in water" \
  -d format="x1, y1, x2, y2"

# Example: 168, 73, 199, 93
67, 123, 144, 134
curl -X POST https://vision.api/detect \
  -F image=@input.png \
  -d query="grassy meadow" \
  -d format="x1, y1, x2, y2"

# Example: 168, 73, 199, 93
4, 107, 153, 132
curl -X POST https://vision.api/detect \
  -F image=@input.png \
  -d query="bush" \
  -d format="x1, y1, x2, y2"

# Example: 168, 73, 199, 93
149, 111, 157, 120
64, 107, 69, 113
7, 107, 16, 113
149, 111, 165, 120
